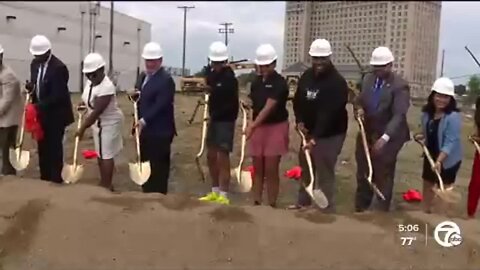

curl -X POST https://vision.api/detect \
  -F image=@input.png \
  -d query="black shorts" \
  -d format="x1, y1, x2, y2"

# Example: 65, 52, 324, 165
422, 157, 461, 185
206, 121, 235, 153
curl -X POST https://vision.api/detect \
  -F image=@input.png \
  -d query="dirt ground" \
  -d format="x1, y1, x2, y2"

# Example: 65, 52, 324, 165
1, 92, 480, 269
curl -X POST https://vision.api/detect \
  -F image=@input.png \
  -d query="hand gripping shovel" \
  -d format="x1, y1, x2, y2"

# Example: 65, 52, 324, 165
414, 138, 461, 204
9, 93, 31, 171
195, 93, 210, 182
296, 129, 329, 209
231, 101, 252, 193
62, 106, 86, 184
356, 115, 386, 200
128, 95, 151, 185
469, 135, 480, 154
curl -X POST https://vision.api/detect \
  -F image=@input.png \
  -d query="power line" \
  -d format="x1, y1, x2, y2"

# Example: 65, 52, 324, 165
178, 5, 195, 77
218, 22, 234, 46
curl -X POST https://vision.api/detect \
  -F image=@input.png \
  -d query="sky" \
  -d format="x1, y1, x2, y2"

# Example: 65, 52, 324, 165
110, 1, 480, 84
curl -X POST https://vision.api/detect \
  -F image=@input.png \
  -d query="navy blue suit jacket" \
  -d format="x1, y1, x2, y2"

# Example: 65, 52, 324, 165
30, 55, 74, 128
136, 68, 176, 138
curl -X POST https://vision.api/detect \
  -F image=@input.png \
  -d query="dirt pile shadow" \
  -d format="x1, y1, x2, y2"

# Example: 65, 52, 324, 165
90, 193, 207, 213
208, 206, 254, 223
0, 199, 50, 264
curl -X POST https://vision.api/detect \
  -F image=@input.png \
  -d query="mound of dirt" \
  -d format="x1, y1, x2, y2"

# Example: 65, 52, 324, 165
0, 176, 479, 270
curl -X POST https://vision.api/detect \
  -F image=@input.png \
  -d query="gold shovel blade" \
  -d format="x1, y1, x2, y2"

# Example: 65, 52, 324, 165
61, 164, 85, 184
231, 168, 252, 193
9, 147, 30, 171
433, 186, 462, 204
129, 161, 151, 186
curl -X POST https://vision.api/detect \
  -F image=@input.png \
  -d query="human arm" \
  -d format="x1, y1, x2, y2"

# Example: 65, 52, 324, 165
0, 72, 20, 116
292, 76, 309, 134
141, 76, 175, 126
250, 79, 287, 129
438, 113, 462, 164
77, 85, 115, 138
383, 83, 410, 142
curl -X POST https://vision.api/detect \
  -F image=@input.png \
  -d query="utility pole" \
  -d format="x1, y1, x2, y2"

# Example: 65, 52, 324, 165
218, 22, 234, 46
108, 1, 114, 75
136, 25, 141, 84
88, 2, 93, 52
178, 5, 195, 77
440, 49, 445, 77
91, 2, 100, 52
80, 5, 86, 92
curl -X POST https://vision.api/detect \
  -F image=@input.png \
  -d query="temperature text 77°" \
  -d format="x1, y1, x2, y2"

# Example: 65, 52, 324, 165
400, 236, 416, 246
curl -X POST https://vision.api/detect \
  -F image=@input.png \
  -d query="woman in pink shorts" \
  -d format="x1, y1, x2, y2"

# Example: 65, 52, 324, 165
245, 44, 290, 208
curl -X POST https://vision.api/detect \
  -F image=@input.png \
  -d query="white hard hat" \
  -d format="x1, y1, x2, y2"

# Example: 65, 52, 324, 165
208, 41, 228, 62
0, 44, 3, 54
255, 44, 277, 65
29, 35, 52, 56
309, 39, 332, 57
369, 46, 394, 66
142, 42, 163, 60
431, 77, 455, 97
82, 53, 106, 73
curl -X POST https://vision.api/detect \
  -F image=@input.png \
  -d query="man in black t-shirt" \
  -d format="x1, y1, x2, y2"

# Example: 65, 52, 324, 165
290, 38, 349, 213
199, 42, 239, 205
246, 44, 289, 208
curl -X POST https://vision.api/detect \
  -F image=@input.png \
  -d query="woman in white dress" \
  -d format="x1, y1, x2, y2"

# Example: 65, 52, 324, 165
76, 53, 124, 190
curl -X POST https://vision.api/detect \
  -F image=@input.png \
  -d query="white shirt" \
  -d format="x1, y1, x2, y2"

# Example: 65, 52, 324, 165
82, 76, 124, 128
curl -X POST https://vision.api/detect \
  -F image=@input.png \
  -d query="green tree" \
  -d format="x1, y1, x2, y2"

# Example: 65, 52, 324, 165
467, 75, 480, 104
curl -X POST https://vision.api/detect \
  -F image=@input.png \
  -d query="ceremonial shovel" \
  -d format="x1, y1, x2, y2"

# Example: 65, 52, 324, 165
296, 129, 329, 209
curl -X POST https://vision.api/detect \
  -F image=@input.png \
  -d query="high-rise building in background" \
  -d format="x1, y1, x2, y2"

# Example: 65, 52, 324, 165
283, 1, 442, 97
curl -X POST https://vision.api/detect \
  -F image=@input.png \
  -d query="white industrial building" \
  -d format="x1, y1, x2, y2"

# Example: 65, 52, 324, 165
0, 1, 152, 92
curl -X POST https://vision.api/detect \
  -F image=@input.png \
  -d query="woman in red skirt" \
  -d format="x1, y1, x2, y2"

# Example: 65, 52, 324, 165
468, 96, 480, 218
245, 44, 289, 208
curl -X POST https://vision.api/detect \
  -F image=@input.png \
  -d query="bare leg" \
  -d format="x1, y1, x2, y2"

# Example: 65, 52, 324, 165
252, 156, 264, 205
98, 158, 115, 191
217, 150, 231, 193
423, 179, 435, 213
207, 146, 219, 189
265, 156, 281, 208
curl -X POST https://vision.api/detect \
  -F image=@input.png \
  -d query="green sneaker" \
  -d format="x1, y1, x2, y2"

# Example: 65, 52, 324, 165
216, 195, 230, 205
199, 192, 218, 202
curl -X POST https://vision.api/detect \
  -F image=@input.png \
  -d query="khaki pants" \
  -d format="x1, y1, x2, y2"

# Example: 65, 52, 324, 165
0, 126, 18, 175
296, 133, 346, 213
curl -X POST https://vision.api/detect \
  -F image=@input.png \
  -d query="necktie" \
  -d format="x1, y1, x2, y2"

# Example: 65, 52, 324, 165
371, 77, 383, 111
142, 74, 151, 89
37, 64, 44, 100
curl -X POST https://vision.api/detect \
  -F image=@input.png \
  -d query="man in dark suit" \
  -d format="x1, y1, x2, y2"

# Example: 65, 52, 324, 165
353, 46, 410, 212
25, 35, 74, 183
130, 41, 176, 194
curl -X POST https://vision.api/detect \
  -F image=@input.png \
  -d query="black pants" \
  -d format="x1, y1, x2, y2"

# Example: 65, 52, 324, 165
354, 134, 405, 212
140, 134, 173, 194
0, 126, 18, 175
38, 124, 65, 183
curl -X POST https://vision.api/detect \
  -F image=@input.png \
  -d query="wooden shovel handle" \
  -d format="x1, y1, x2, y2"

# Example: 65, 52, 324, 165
16, 93, 31, 149
296, 129, 315, 190
414, 138, 445, 191
469, 136, 480, 154
236, 103, 248, 182
356, 116, 386, 200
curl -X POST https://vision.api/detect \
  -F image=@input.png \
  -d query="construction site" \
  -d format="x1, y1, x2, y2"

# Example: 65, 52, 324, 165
1, 1, 480, 270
